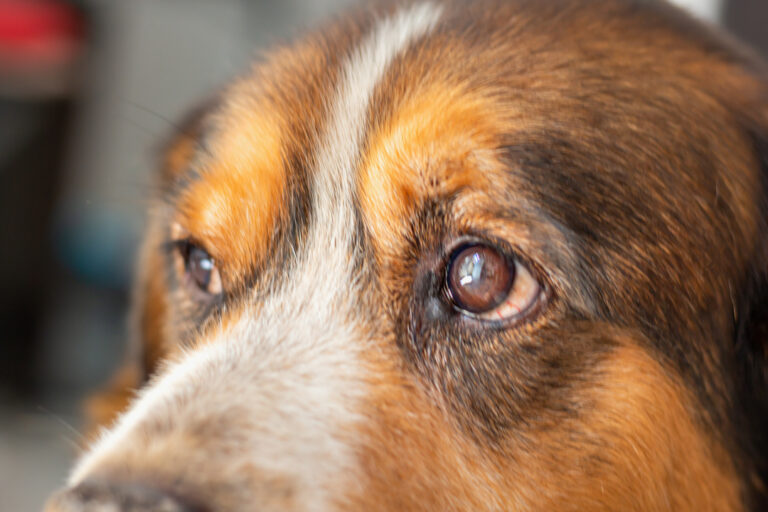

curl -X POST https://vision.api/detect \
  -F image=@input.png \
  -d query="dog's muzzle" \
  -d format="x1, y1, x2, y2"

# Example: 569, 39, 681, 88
45, 480, 198, 512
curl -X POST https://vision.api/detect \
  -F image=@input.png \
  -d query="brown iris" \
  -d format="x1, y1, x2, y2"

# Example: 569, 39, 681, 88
447, 244, 515, 314
178, 240, 222, 296
188, 245, 214, 290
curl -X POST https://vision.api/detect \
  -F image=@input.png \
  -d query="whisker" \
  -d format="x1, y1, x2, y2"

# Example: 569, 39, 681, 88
36, 405, 85, 444
120, 98, 182, 132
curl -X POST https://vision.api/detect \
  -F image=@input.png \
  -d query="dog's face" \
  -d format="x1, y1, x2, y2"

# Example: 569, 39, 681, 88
48, 1, 768, 511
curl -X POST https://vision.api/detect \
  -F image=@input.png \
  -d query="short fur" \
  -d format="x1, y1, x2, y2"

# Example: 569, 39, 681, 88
48, 1, 768, 511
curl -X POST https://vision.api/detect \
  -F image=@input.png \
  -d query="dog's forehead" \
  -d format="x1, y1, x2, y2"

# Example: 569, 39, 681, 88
168, 32, 345, 281
165, 0, 759, 283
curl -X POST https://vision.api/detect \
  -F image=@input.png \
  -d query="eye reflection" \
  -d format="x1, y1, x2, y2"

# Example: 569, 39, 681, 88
446, 242, 542, 322
177, 241, 222, 296
449, 245, 514, 313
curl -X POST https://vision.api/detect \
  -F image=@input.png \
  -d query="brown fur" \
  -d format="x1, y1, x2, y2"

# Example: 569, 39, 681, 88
49, 1, 768, 511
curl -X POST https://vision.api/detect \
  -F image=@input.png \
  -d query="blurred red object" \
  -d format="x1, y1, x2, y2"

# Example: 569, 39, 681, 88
0, 0, 85, 97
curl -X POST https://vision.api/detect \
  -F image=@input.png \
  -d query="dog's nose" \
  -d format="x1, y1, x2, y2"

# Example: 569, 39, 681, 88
45, 480, 198, 512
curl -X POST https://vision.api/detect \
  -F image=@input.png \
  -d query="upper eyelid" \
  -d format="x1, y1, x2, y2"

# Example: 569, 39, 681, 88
441, 233, 543, 281
161, 238, 186, 257
166, 222, 211, 258
163, 237, 194, 254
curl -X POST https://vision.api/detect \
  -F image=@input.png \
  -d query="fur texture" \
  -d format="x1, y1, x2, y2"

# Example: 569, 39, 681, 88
48, 1, 768, 510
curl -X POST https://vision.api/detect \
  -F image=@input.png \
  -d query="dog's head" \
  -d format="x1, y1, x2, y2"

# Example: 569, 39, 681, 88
48, 0, 768, 510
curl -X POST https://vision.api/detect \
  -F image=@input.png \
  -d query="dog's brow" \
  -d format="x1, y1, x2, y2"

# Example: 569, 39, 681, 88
304, 1, 444, 273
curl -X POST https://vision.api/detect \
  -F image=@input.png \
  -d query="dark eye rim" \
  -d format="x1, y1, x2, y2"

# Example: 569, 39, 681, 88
170, 238, 223, 299
440, 234, 550, 328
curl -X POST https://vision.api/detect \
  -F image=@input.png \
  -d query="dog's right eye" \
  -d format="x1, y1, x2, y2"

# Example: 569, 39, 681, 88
177, 240, 222, 296
444, 242, 543, 324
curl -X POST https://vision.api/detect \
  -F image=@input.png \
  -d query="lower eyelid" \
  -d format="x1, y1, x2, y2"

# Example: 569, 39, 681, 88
476, 261, 541, 321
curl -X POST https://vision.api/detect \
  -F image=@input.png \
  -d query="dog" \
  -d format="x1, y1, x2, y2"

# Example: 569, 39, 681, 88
46, 0, 768, 510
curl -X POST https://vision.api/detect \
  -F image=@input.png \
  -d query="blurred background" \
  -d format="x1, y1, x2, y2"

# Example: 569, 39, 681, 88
0, 0, 764, 510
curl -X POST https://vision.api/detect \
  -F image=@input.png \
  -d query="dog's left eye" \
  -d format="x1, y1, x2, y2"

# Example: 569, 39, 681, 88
178, 241, 222, 296
446, 243, 541, 322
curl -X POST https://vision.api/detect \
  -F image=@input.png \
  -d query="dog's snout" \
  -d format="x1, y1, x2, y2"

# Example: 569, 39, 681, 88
45, 480, 199, 512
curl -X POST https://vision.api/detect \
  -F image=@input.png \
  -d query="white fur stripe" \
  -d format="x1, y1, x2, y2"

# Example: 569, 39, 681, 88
299, 1, 444, 304
69, 5, 443, 508
669, 0, 723, 23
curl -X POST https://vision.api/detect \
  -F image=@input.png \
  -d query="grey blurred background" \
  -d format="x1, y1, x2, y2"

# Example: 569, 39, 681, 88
0, 0, 764, 510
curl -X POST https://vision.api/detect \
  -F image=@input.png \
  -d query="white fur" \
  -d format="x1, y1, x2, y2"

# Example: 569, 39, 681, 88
70, 4, 443, 510
669, 0, 723, 23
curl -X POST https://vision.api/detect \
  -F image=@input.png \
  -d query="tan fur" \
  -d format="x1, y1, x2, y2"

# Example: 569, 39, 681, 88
48, 1, 768, 511
351, 335, 741, 511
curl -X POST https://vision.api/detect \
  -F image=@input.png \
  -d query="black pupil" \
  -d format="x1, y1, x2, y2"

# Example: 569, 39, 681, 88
187, 245, 213, 291
447, 244, 514, 313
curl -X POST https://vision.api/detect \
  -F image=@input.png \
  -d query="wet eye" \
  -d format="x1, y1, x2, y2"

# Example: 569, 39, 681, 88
446, 243, 541, 322
178, 241, 222, 296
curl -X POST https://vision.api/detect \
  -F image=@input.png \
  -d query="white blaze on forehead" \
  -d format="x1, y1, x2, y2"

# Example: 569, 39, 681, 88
70, 3, 443, 509
308, 0, 444, 269
668, 0, 723, 23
